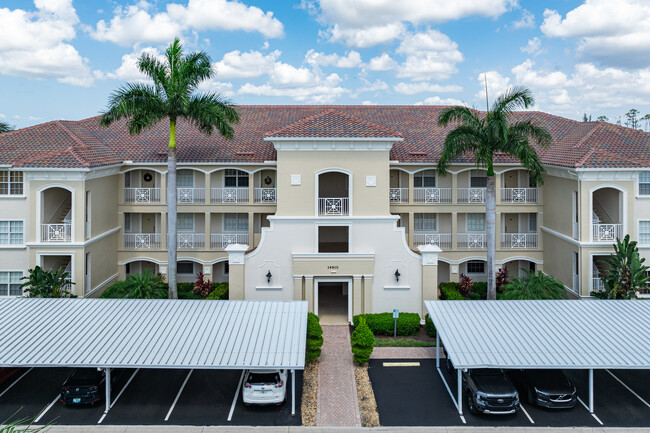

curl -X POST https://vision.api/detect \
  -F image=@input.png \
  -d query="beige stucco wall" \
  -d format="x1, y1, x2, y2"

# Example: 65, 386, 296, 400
541, 174, 578, 238
85, 175, 119, 238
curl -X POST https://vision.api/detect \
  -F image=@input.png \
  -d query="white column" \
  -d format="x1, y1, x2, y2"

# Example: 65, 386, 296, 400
291, 369, 296, 416
589, 368, 594, 413
104, 367, 111, 414
436, 333, 440, 369
457, 368, 463, 415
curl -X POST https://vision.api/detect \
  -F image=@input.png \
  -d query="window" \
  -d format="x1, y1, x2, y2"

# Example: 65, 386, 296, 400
224, 169, 249, 188
177, 213, 194, 231
414, 213, 437, 231
0, 221, 23, 245
177, 170, 194, 188
124, 172, 131, 188
0, 171, 23, 195
466, 213, 485, 231
414, 170, 436, 188
124, 214, 131, 232
640, 221, 650, 245
466, 261, 485, 274
470, 170, 487, 188
528, 213, 537, 232
318, 226, 349, 253
224, 214, 248, 232
0, 271, 23, 296
640, 172, 650, 195
177, 262, 194, 274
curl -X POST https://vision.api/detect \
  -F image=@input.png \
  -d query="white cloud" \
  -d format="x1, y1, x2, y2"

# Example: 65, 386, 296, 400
367, 53, 398, 71
0, 0, 93, 86
106, 46, 163, 82
541, 0, 650, 67
214, 50, 281, 79
305, 49, 362, 68
353, 79, 389, 95
361, 100, 374, 105
197, 80, 235, 98
511, 59, 568, 89
414, 96, 465, 106
394, 82, 463, 95
89, 0, 284, 46
475, 70, 511, 103
512, 9, 535, 29
395, 30, 463, 81
521, 37, 542, 55
315, 0, 515, 47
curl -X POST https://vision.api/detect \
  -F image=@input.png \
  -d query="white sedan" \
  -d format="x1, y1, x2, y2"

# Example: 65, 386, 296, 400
242, 369, 288, 405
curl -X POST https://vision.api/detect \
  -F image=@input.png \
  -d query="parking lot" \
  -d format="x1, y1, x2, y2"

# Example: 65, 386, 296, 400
368, 359, 650, 428
0, 367, 302, 426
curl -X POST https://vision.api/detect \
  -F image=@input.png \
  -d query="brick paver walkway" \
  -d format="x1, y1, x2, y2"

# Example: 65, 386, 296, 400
316, 325, 361, 427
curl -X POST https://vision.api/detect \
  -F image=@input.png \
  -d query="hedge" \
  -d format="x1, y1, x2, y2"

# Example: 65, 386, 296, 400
351, 317, 374, 364
206, 282, 229, 300
353, 312, 420, 336
177, 282, 195, 293
424, 314, 436, 338
306, 313, 324, 362
439, 283, 464, 300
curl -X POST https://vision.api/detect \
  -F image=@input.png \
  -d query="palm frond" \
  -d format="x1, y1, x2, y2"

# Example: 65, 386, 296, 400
436, 125, 481, 174
491, 85, 534, 115
0, 120, 13, 134
437, 106, 480, 128
182, 52, 214, 91
186, 93, 239, 138
509, 120, 553, 149
138, 53, 168, 94
99, 83, 166, 133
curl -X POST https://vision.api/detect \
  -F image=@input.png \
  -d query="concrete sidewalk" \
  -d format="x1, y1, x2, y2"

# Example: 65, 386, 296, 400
40, 426, 650, 432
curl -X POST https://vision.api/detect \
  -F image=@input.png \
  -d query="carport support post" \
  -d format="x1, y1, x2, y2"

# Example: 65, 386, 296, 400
589, 368, 594, 413
457, 368, 462, 415
105, 367, 111, 414
291, 369, 296, 416
435, 333, 440, 369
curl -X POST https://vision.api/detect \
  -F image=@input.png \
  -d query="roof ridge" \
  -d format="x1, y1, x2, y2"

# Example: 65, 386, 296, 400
12, 146, 75, 167
575, 147, 596, 167
56, 120, 88, 148
66, 147, 91, 168
572, 122, 600, 148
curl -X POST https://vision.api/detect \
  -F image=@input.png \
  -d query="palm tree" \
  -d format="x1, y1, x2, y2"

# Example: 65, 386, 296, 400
598, 235, 649, 299
437, 86, 552, 299
0, 120, 13, 133
501, 270, 567, 300
100, 38, 239, 298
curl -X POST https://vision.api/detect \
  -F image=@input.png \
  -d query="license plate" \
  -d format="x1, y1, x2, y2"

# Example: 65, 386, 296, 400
72, 398, 81, 403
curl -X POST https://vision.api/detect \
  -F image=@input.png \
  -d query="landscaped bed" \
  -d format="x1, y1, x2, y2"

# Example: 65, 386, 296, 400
301, 360, 319, 426
354, 364, 380, 427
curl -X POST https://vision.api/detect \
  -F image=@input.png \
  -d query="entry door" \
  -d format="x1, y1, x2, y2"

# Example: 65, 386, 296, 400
314, 279, 353, 324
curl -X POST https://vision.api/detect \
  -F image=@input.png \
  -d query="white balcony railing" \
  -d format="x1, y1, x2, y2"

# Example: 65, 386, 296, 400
211, 233, 249, 250
124, 188, 162, 203
124, 233, 161, 249
592, 223, 622, 242
458, 188, 486, 203
457, 232, 486, 249
501, 188, 538, 203
500, 233, 538, 249
178, 233, 205, 250
211, 188, 249, 203
414, 233, 452, 249
414, 188, 452, 203
318, 197, 349, 216
177, 188, 205, 204
254, 188, 277, 203
41, 223, 72, 243
389, 188, 409, 203
592, 277, 606, 292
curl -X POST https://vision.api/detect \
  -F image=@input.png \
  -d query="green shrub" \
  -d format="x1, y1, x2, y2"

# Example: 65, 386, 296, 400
352, 312, 420, 336
501, 270, 568, 300
471, 282, 487, 299
100, 280, 133, 298
350, 317, 374, 364
206, 282, 229, 300
305, 313, 324, 363
424, 314, 436, 338
178, 291, 203, 299
177, 282, 195, 293
439, 283, 464, 300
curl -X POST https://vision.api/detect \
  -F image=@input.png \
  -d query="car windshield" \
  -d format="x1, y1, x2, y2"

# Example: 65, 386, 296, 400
66, 369, 101, 385
247, 372, 280, 384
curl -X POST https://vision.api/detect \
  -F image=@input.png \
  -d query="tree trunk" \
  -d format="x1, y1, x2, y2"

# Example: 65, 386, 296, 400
167, 120, 178, 299
486, 174, 497, 300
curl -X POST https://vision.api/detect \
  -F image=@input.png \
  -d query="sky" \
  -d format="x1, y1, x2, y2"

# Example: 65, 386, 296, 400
2, 0, 650, 130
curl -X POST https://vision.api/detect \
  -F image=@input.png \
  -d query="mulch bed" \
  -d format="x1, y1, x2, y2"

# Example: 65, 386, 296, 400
354, 364, 380, 427
301, 360, 319, 426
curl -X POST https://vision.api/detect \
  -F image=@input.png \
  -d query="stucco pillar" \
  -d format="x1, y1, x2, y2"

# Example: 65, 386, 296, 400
204, 171, 211, 202
408, 171, 414, 204
160, 212, 167, 251
293, 276, 303, 301
225, 244, 248, 300
419, 245, 441, 317
353, 276, 363, 317
160, 172, 167, 205
451, 172, 458, 205
495, 172, 502, 203
248, 173, 254, 204
363, 275, 373, 314
496, 211, 502, 252
305, 276, 314, 313
204, 212, 211, 250
451, 211, 458, 251
248, 212, 254, 248
408, 212, 415, 248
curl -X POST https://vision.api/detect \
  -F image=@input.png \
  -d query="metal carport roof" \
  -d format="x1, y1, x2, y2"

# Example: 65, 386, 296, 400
0, 298, 308, 369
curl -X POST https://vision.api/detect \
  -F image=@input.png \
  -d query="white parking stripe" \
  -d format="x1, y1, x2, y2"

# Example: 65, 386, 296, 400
164, 369, 193, 422
606, 370, 650, 409
520, 403, 535, 424
228, 370, 246, 422
577, 396, 603, 425
34, 394, 60, 423
97, 369, 140, 424
0, 368, 33, 400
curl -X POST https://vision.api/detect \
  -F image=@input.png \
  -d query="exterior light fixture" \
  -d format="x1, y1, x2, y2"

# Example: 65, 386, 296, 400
266, 270, 272, 284
394, 269, 401, 282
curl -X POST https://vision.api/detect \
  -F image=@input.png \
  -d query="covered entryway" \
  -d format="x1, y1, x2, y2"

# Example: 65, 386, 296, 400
315, 279, 351, 325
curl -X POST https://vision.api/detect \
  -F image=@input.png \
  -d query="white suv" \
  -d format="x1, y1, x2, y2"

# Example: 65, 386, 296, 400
242, 369, 288, 405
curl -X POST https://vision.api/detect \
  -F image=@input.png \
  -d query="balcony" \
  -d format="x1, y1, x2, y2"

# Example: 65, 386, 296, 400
501, 188, 538, 204
211, 187, 249, 203
211, 233, 249, 249
592, 277, 605, 292
254, 188, 277, 203
124, 188, 162, 203
124, 233, 161, 249
318, 198, 349, 216
500, 233, 538, 249
414, 232, 452, 249
458, 188, 486, 204
177, 188, 205, 204
592, 223, 622, 242
389, 188, 408, 203
41, 223, 72, 243
457, 232, 486, 249
177, 233, 205, 250
414, 188, 452, 203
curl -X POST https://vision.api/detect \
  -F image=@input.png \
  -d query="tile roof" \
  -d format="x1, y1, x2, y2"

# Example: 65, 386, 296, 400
0, 106, 648, 169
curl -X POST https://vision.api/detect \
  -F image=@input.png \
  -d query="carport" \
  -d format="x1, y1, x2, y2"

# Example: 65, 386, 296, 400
0, 298, 307, 418
425, 300, 650, 423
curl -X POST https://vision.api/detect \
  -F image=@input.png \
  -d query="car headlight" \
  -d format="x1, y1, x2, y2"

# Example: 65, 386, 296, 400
475, 391, 487, 402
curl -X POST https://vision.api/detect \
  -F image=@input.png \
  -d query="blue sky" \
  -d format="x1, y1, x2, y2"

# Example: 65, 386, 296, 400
3, 0, 650, 129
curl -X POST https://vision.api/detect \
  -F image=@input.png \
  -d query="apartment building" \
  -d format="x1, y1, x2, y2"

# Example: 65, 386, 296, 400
0, 106, 648, 319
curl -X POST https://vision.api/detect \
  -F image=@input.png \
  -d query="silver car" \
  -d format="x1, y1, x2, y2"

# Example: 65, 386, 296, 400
242, 369, 288, 405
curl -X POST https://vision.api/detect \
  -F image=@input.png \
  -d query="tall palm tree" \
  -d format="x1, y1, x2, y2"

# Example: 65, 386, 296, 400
437, 86, 552, 299
100, 38, 239, 298
0, 120, 13, 133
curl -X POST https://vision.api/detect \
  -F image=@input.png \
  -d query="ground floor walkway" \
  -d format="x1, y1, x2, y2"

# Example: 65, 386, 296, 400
316, 325, 361, 427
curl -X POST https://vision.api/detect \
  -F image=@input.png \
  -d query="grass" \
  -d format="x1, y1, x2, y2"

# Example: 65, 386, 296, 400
373, 337, 437, 347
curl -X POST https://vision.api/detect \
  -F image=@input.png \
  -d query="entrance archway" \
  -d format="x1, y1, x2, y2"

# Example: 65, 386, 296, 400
315, 278, 351, 325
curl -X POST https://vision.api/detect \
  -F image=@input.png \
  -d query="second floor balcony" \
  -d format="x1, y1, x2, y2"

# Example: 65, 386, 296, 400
318, 198, 349, 216
457, 232, 486, 249
457, 188, 486, 204
500, 232, 538, 249
123, 232, 249, 250
414, 232, 452, 249
41, 223, 72, 243
501, 188, 538, 204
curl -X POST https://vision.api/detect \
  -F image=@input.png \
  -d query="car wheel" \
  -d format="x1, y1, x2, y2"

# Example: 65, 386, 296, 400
466, 393, 479, 415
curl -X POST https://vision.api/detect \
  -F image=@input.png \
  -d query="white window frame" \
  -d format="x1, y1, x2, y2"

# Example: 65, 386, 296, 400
177, 170, 195, 188
0, 270, 25, 297
528, 213, 537, 233
0, 171, 24, 196
639, 172, 650, 196
0, 220, 24, 246
639, 220, 650, 246
470, 170, 487, 188
177, 213, 194, 232
414, 213, 437, 232
224, 169, 249, 188
414, 170, 436, 188
223, 213, 248, 232
466, 213, 485, 232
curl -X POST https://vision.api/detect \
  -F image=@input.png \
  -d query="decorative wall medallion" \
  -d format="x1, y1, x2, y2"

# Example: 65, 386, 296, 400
366, 176, 376, 187
291, 174, 301, 185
